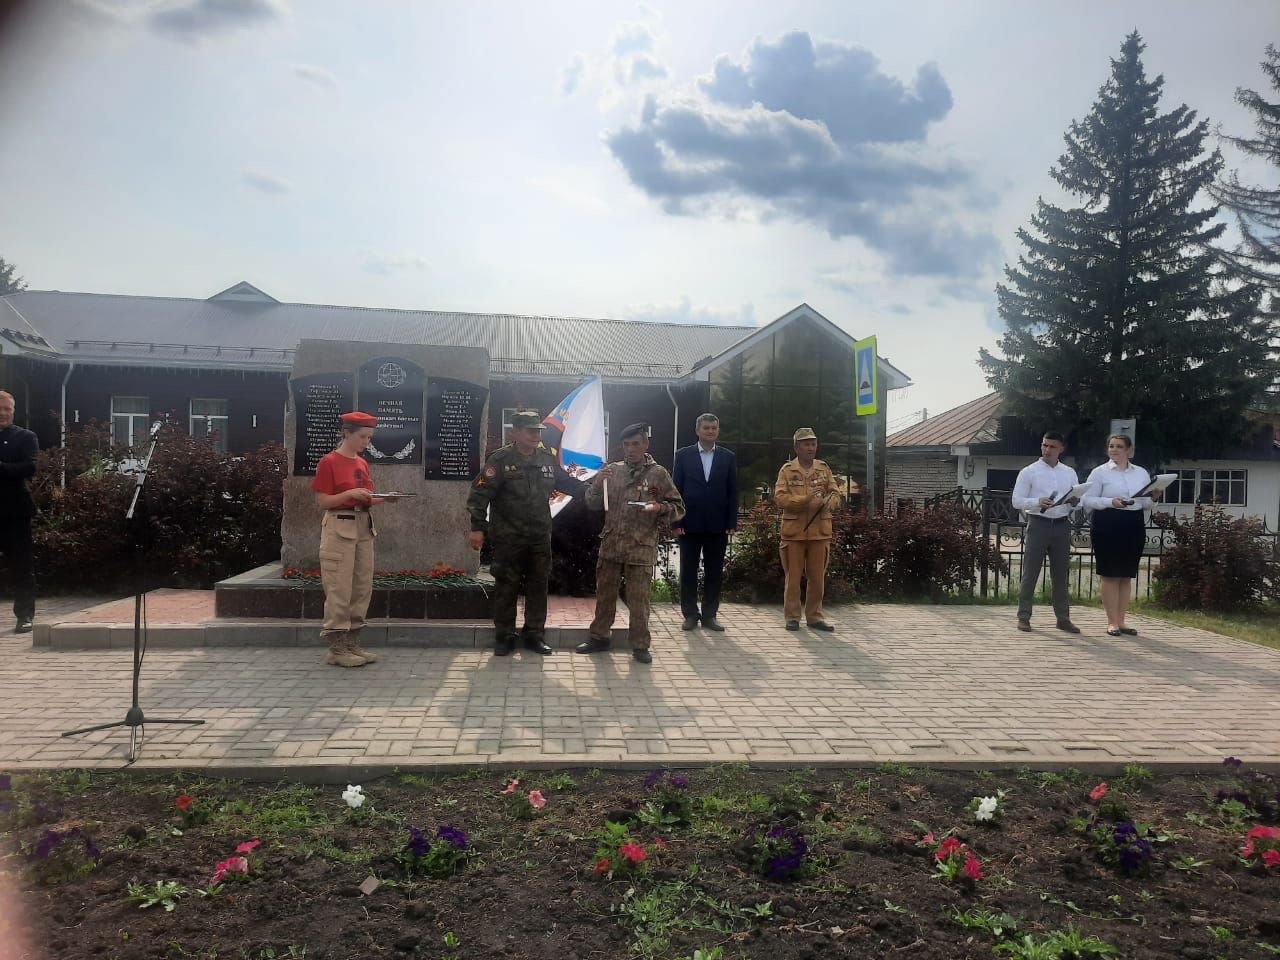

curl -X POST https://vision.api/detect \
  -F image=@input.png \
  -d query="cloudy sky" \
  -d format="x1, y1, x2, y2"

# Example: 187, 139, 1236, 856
0, 0, 1275, 427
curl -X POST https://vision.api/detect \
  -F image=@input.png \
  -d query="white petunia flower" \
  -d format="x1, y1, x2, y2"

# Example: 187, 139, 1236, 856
342, 784, 365, 809
975, 796, 999, 821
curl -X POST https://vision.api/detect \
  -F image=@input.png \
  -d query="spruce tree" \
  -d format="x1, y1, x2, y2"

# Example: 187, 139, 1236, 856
0, 257, 24, 296
979, 32, 1276, 465
1212, 43, 1280, 379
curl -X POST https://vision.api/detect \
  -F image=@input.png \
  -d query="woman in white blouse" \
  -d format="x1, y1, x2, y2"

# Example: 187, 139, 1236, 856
1083, 434, 1161, 636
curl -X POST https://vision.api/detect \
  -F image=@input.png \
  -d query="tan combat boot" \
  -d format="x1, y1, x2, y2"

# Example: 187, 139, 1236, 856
345, 631, 378, 663
325, 632, 366, 668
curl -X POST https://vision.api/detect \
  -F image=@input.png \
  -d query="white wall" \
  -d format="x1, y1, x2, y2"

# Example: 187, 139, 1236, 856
1161, 459, 1280, 530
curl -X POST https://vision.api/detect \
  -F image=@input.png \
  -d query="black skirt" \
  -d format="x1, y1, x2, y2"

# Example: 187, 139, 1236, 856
1091, 508, 1145, 578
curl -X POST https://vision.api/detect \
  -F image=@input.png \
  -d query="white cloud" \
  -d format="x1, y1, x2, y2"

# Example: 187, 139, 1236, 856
624, 295, 756, 328
560, 52, 587, 97
361, 254, 428, 276
240, 170, 290, 195
148, 0, 285, 43
289, 63, 337, 90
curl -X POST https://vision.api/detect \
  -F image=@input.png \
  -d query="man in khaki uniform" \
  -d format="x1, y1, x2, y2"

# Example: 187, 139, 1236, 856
576, 423, 685, 663
774, 427, 843, 632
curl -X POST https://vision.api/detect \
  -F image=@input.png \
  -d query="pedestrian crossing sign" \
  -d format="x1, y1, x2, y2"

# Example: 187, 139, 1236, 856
854, 335, 877, 416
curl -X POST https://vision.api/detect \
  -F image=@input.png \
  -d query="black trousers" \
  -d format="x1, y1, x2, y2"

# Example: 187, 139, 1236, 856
489, 540, 552, 641
0, 516, 35, 621
679, 531, 728, 621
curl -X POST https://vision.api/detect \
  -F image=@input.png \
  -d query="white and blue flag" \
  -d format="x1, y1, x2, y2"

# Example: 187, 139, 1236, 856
542, 375, 606, 517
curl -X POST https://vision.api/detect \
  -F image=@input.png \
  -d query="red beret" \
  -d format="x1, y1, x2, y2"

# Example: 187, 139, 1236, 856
340, 411, 378, 427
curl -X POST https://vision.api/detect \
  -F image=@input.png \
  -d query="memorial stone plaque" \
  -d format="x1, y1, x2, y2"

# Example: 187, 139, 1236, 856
425, 377, 488, 480
358, 356, 424, 464
290, 373, 353, 476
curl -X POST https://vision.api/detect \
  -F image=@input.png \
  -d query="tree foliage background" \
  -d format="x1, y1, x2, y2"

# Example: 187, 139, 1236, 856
0, 257, 25, 296
980, 33, 1279, 465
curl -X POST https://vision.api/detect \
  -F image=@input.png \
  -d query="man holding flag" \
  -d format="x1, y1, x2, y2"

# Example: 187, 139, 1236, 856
466, 411, 586, 656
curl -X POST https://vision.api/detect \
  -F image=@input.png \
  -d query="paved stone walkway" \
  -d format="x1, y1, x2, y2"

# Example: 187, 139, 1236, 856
1, 595, 1277, 779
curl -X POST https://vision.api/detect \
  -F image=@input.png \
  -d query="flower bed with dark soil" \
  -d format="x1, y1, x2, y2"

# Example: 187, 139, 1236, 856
2, 762, 1278, 960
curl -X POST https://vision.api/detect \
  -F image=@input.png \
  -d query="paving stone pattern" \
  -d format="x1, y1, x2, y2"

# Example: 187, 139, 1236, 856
1, 595, 1277, 778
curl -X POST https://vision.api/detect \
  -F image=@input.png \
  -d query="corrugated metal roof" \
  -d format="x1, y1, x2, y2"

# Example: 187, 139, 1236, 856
887, 392, 1004, 447
2, 290, 754, 379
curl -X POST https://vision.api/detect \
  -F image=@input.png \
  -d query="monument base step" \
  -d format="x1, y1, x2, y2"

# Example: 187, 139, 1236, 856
33, 621, 632, 650
214, 563, 492, 620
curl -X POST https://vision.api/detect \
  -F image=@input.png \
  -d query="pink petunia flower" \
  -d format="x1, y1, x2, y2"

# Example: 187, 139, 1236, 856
1242, 824, 1280, 858
1089, 782, 1108, 802
235, 839, 261, 855
528, 790, 546, 809
619, 842, 648, 863
654, 837, 668, 851
962, 854, 983, 881
936, 837, 964, 861
920, 831, 934, 846
500, 778, 520, 795
1263, 849, 1280, 869
593, 857, 611, 875
175, 794, 195, 811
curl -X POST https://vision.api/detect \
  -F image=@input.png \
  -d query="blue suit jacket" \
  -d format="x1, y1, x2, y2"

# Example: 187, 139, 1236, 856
671, 443, 738, 534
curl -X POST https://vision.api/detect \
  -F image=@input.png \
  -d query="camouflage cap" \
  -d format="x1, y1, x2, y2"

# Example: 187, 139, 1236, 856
792, 427, 817, 442
510, 410, 545, 430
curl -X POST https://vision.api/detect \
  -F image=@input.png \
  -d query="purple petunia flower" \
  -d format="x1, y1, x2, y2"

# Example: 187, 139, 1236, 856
0, 773, 11, 791
437, 825, 468, 850
30, 829, 63, 860
406, 825, 431, 858
669, 775, 689, 790
643, 769, 665, 789
1223, 756, 1244, 768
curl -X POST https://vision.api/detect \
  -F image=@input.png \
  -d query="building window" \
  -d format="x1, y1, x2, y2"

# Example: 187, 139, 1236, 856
190, 399, 229, 453
1165, 468, 1247, 506
502, 408, 518, 434
111, 396, 150, 446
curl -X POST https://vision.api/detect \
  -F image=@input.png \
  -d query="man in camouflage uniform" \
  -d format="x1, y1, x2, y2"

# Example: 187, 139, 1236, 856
775, 427, 843, 633
467, 410, 586, 656
576, 423, 685, 663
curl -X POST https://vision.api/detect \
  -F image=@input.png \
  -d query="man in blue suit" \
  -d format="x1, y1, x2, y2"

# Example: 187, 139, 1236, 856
671, 413, 738, 632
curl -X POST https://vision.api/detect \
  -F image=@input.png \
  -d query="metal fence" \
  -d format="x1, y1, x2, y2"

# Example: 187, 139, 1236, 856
923, 486, 1280, 601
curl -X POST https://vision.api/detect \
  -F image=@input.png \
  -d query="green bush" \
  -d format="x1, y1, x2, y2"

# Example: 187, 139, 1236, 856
721, 499, 1006, 603
23, 422, 285, 592
722, 500, 784, 602
1153, 504, 1279, 612
832, 501, 1007, 601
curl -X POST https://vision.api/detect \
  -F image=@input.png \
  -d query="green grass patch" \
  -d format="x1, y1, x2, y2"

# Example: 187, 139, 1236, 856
1131, 600, 1280, 649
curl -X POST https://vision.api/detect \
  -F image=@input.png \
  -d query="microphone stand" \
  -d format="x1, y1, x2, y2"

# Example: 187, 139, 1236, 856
61, 422, 204, 763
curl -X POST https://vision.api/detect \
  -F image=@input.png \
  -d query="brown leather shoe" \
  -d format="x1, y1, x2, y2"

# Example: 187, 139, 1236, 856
1016, 619, 1032, 632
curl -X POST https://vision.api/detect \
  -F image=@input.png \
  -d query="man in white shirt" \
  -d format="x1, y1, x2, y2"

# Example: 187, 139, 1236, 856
1011, 431, 1082, 634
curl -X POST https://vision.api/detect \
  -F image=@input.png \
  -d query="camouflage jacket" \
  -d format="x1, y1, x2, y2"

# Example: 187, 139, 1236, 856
774, 457, 843, 540
584, 455, 685, 564
466, 444, 586, 545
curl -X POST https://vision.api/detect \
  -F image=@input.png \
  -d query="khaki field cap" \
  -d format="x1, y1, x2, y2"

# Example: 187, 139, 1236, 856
793, 427, 817, 442
511, 410, 545, 429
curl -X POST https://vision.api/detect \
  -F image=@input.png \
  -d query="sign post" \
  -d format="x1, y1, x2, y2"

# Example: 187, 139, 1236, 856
854, 336, 878, 515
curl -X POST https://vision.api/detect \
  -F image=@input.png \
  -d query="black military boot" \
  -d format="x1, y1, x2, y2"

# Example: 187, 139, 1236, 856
493, 634, 516, 656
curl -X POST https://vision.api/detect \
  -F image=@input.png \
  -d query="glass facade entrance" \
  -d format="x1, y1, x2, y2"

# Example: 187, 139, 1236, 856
709, 316, 871, 508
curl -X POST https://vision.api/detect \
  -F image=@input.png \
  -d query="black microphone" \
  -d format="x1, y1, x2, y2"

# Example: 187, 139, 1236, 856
149, 421, 164, 439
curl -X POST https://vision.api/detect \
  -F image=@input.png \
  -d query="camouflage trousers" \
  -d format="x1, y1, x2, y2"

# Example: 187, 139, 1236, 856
588, 557, 653, 650
490, 540, 552, 641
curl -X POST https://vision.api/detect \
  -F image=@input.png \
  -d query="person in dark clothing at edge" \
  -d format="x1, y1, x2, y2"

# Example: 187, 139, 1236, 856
0, 390, 38, 633
466, 410, 586, 657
